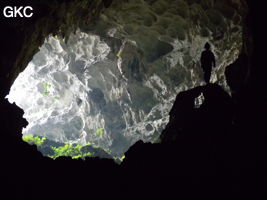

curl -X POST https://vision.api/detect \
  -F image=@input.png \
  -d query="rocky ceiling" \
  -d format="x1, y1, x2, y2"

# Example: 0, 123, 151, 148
3, 0, 247, 161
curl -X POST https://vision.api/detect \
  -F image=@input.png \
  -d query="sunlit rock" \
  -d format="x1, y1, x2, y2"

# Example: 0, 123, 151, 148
6, 0, 247, 161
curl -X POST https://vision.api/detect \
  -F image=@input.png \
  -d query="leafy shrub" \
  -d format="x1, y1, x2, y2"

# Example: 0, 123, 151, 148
96, 128, 104, 136
50, 144, 93, 159
22, 134, 46, 146
43, 82, 51, 95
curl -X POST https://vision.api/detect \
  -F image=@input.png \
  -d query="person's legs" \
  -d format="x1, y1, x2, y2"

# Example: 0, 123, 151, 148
203, 66, 212, 84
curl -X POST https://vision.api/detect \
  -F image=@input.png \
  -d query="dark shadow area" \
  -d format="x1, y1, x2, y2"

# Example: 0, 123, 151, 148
0, 0, 266, 199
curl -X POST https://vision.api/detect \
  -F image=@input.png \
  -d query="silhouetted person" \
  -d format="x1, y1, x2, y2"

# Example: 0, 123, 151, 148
201, 42, 216, 84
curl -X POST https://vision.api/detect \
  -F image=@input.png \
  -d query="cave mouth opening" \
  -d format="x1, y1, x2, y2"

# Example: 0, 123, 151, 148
5, 29, 170, 163
6, 30, 124, 161
5, 0, 246, 162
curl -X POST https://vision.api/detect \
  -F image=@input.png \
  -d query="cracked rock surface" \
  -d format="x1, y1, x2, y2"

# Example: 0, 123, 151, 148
6, 0, 247, 159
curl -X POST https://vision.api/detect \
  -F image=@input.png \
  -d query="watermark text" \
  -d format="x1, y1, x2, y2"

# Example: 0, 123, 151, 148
3, 6, 33, 18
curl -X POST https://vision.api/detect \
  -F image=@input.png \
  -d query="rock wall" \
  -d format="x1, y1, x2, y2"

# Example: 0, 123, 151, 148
5, 0, 247, 159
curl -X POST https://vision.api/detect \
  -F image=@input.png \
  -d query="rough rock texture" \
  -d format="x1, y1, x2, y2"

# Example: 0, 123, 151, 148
122, 83, 236, 180
160, 84, 234, 143
0, 0, 109, 94
0, 0, 267, 199
92, 0, 247, 89
5, 0, 247, 159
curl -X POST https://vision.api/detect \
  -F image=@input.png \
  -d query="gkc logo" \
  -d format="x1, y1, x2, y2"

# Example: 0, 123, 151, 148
3, 6, 33, 18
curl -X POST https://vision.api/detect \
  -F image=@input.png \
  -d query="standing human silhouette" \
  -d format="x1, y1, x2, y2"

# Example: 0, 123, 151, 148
200, 42, 216, 84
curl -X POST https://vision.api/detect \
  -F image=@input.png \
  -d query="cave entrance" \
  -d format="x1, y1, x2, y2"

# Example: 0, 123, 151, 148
5, 1, 246, 162
6, 30, 126, 161
5, 30, 168, 162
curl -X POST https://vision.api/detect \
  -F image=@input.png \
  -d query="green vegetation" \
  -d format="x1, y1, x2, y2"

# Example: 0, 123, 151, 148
22, 134, 94, 159
22, 134, 46, 146
42, 82, 60, 100
22, 134, 126, 163
115, 155, 125, 162
116, 51, 121, 58
43, 82, 51, 95
96, 128, 104, 136
50, 144, 93, 159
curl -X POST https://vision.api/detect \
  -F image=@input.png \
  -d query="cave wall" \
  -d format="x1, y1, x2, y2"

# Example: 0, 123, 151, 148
0, 0, 267, 198
90, 0, 247, 91
3, 0, 248, 159
0, 0, 248, 99
0, 0, 111, 98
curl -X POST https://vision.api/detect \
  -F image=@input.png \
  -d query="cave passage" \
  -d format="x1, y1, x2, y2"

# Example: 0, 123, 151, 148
5, 0, 246, 161
6, 30, 171, 161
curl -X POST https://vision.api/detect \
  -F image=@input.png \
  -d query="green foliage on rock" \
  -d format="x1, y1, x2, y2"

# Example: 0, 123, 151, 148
22, 135, 121, 161
50, 144, 93, 159
96, 128, 104, 136
22, 134, 96, 160
22, 134, 46, 146
11, 0, 106, 84
115, 155, 125, 162
43, 82, 51, 96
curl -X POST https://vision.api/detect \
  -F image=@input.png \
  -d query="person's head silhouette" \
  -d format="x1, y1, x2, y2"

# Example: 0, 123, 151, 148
204, 42, 211, 50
